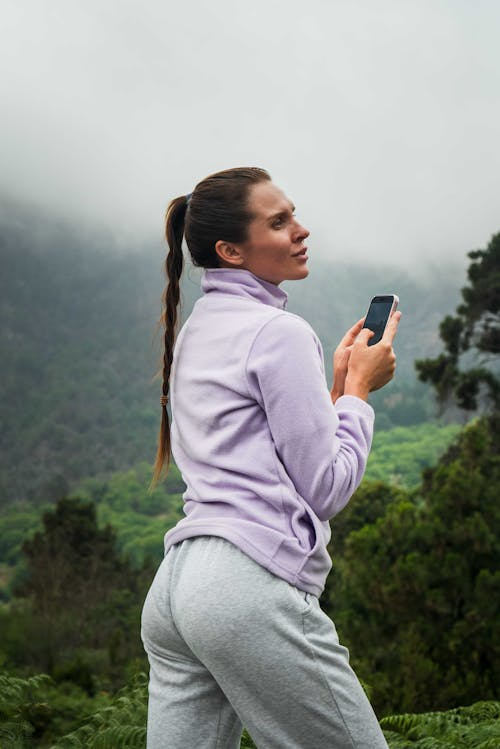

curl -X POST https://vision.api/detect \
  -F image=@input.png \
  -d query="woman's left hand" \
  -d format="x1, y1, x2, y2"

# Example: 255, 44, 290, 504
330, 317, 365, 403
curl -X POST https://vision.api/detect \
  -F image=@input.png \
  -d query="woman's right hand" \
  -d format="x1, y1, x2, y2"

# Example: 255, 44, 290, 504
343, 312, 401, 401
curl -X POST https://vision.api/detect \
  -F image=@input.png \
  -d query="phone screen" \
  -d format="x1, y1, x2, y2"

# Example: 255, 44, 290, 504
363, 296, 396, 346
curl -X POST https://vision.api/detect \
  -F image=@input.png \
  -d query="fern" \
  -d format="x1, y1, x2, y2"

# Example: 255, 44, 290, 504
240, 729, 257, 748
7, 667, 493, 749
382, 701, 500, 748
51, 672, 259, 749
51, 674, 148, 749
0, 671, 53, 747
0, 720, 34, 749
0, 672, 52, 711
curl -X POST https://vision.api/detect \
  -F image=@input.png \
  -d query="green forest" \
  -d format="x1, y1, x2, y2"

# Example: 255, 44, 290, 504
0, 199, 465, 506
0, 205, 499, 748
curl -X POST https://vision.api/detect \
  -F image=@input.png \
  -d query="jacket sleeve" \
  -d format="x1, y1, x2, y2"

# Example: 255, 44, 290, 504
245, 313, 374, 521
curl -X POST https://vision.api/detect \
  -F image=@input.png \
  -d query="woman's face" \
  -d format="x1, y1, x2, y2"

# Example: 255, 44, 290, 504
218, 181, 310, 285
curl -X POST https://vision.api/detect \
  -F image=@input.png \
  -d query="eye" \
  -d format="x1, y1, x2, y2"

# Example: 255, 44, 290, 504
272, 212, 293, 229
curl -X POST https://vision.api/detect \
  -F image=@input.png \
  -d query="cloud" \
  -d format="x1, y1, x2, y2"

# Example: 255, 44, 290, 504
1, 0, 499, 267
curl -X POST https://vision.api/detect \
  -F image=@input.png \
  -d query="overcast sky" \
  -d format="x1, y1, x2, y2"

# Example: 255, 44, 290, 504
1, 0, 499, 268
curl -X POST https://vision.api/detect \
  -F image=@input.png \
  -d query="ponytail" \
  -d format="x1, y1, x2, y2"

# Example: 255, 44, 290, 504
150, 167, 271, 489
150, 195, 188, 488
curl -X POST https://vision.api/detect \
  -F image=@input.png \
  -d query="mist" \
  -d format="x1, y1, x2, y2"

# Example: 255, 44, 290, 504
1, 0, 499, 269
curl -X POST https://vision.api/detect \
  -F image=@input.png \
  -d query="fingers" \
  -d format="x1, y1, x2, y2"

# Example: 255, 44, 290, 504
382, 311, 402, 345
356, 328, 374, 345
336, 348, 350, 369
341, 317, 366, 347
352, 317, 366, 335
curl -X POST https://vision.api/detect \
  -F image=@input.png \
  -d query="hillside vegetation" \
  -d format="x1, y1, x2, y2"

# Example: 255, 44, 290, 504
0, 422, 461, 602
0, 199, 464, 505
2, 671, 499, 748
0, 416, 498, 745
0, 208, 498, 745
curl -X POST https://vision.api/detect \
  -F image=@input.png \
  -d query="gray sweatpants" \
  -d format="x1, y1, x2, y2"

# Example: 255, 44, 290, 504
141, 535, 388, 749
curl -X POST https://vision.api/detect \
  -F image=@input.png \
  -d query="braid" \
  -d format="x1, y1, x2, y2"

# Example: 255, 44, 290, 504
163, 209, 185, 399
150, 196, 187, 488
150, 168, 271, 489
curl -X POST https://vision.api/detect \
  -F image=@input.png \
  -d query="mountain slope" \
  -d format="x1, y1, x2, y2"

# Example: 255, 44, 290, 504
0, 200, 464, 504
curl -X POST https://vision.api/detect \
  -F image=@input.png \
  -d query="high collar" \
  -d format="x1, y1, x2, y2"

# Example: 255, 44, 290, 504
201, 268, 288, 310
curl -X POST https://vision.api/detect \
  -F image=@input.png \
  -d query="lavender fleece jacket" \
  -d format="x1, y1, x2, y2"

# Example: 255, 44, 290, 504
164, 268, 374, 596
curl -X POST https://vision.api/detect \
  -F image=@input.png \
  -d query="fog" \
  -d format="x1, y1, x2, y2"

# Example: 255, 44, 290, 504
1, 0, 499, 269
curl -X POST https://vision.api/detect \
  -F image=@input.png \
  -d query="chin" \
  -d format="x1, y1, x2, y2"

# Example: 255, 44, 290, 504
294, 266, 310, 280
279, 269, 309, 284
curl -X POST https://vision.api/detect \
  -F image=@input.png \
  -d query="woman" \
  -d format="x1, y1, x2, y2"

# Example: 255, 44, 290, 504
141, 167, 400, 748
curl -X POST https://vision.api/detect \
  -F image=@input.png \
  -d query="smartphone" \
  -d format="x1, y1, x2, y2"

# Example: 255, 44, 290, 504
362, 295, 399, 346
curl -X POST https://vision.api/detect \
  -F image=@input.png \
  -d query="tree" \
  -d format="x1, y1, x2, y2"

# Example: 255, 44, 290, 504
17, 497, 129, 620
10, 498, 145, 684
415, 232, 500, 412
327, 418, 500, 715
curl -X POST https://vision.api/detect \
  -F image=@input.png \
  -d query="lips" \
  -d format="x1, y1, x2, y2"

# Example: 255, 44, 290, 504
293, 247, 308, 256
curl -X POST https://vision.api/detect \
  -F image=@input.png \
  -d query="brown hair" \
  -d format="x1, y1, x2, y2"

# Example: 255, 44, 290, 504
151, 167, 271, 487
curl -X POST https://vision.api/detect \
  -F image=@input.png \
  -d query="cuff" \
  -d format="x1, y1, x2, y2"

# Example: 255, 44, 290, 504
334, 394, 375, 423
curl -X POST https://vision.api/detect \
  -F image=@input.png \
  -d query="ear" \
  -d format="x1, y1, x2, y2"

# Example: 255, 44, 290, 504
215, 240, 245, 267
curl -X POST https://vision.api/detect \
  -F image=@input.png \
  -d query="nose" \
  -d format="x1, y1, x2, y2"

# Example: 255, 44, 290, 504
293, 217, 310, 242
